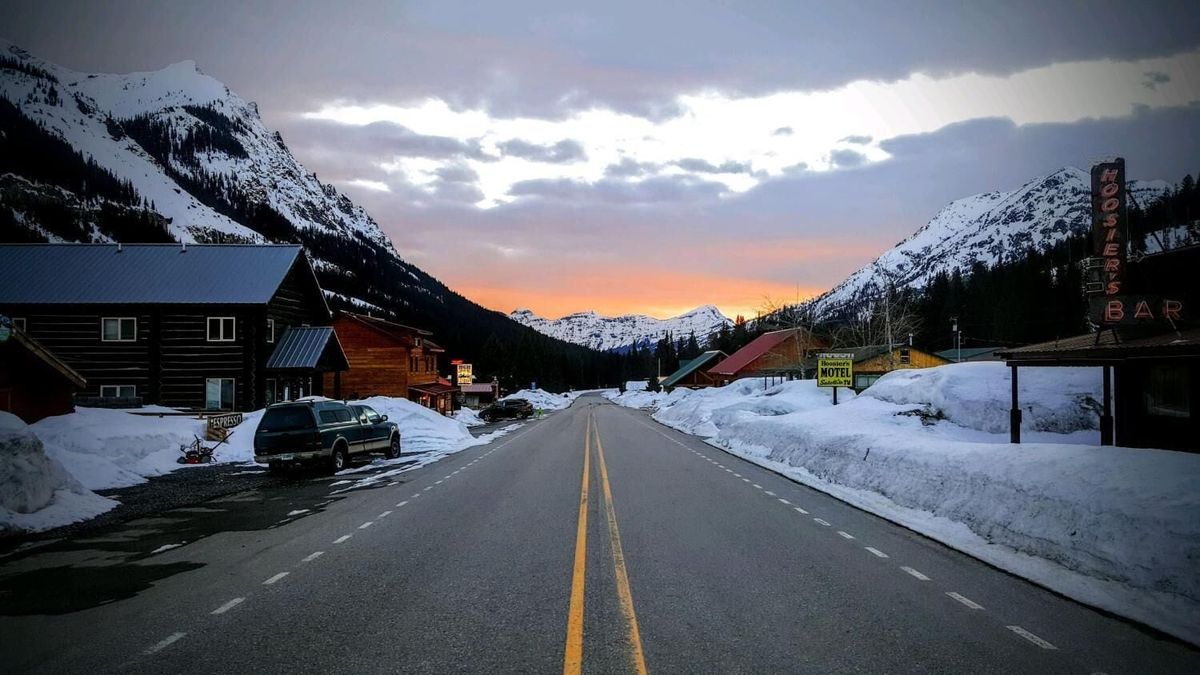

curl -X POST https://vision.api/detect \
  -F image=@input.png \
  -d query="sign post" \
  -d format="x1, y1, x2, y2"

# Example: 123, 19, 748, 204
816, 352, 853, 405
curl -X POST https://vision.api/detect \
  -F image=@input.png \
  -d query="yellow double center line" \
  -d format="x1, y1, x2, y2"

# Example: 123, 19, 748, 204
564, 409, 648, 675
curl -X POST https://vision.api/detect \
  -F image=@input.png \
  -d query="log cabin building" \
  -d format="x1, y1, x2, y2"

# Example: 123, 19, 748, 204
708, 328, 828, 384
0, 244, 347, 412
322, 312, 456, 414
661, 350, 728, 390
824, 344, 951, 391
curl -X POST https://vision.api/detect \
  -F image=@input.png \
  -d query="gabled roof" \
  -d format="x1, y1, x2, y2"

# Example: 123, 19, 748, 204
662, 350, 727, 388
265, 326, 349, 371
336, 312, 432, 343
708, 328, 816, 376
5, 326, 86, 388
0, 244, 310, 305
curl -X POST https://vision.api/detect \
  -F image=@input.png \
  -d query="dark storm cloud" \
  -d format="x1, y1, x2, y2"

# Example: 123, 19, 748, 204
829, 149, 867, 168
496, 138, 587, 163
1142, 71, 1171, 89
289, 119, 490, 161
4, 0, 1198, 123
674, 158, 752, 174
509, 175, 727, 205
839, 135, 873, 144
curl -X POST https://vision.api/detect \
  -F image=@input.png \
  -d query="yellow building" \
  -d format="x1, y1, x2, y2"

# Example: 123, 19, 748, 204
841, 345, 951, 390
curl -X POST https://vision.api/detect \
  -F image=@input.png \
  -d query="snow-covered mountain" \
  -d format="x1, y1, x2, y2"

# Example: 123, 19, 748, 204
0, 41, 617, 380
810, 167, 1169, 316
511, 305, 731, 352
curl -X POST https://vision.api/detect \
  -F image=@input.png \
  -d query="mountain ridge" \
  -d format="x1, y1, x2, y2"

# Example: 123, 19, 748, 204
510, 304, 731, 352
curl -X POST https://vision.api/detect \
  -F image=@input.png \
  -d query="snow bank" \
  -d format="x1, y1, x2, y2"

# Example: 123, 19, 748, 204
503, 389, 573, 411
453, 407, 485, 427
605, 389, 670, 410
624, 380, 648, 392
31, 408, 210, 490
864, 362, 1101, 434
1, 412, 116, 533
644, 364, 1200, 644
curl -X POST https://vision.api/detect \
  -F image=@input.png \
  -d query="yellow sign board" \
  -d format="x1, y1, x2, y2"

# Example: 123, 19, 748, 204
816, 353, 853, 388
456, 363, 474, 385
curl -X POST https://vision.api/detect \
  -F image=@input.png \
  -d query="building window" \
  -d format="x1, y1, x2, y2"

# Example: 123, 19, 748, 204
205, 378, 235, 411
266, 319, 276, 343
1144, 365, 1190, 418
207, 317, 236, 342
13, 317, 26, 332
899, 348, 911, 365
855, 374, 881, 390
410, 355, 418, 372
100, 384, 136, 399
101, 317, 137, 342
414, 337, 423, 348
266, 378, 277, 406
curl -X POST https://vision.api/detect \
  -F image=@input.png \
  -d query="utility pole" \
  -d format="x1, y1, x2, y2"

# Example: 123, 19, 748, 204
884, 286, 894, 368
951, 317, 961, 363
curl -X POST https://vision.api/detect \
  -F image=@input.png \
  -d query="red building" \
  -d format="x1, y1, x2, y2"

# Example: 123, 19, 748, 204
708, 328, 828, 384
0, 322, 86, 422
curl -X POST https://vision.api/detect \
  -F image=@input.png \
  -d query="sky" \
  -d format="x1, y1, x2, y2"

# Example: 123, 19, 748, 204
4, 1, 1200, 320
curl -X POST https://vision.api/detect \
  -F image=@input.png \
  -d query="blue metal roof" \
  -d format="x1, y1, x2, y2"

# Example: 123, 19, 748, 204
0, 244, 304, 305
265, 326, 348, 371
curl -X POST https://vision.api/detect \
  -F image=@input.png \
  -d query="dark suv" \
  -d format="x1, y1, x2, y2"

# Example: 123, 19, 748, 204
254, 400, 401, 473
479, 398, 535, 423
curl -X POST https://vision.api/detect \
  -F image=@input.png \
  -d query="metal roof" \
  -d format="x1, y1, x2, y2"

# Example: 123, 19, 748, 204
999, 328, 1200, 363
265, 326, 349, 371
661, 350, 727, 388
933, 346, 1003, 361
0, 244, 305, 305
708, 328, 819, 376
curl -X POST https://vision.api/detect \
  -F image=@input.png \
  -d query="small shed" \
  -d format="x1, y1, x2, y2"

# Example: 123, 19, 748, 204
662, 350, 728, 390
1000, 328, 1199, 451
460, 382, 500, 408
0, 322, 86, 422
264, 326, 350, 404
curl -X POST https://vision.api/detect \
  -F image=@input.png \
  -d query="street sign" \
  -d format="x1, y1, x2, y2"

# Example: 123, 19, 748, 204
816, 352, 853, 388
456, 363, 474, 385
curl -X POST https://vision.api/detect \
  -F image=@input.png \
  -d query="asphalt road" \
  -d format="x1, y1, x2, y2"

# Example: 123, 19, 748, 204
1, 395, 1197, 673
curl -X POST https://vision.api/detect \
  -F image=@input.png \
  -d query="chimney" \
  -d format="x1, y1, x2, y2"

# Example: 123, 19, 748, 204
116, 242, 123, 253
181, 241, 187, 253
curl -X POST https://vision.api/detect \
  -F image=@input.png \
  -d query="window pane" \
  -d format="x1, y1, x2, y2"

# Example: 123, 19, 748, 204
120, 385, 136, 398
222, 318, 234, 339
205, 379, 221, 410
103, 319, 119, 340
120, 318, 135, 340
221, 379, 234, 408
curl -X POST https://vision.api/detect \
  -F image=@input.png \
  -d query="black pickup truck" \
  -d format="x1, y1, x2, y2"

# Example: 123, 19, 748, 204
479, 398, 535, 423
254, 400, 400, 473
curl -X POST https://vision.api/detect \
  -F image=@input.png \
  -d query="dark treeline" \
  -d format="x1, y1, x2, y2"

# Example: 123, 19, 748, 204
0, 97, 170, 242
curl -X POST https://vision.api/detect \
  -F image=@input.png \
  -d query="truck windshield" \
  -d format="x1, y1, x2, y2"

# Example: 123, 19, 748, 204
259, 406, 314, 432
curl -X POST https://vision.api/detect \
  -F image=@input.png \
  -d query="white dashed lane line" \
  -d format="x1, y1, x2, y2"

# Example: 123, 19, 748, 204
1007, 625, 1058, 650
777, 498, 790, 505
946, 592, 985, 610
210, 598, 244, 615
262, 572, 289, 585
396, 500, 409, 507
301, 551, 324, 563
378, 510, 393, 519
358, 521, 374, 530
764, 490, 777, 496
813, 518, 831, 527
901, 566, 930, 581
144, 632, 186, 655
794, 506, 809, 515
865, 547, 889, 558
752, 483, 763, 489
333, 535, 352, 544
837, 531, 855, 540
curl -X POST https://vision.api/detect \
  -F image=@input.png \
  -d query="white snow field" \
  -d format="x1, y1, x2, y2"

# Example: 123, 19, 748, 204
611, 362, 1200, 645
0, 412, 116, 533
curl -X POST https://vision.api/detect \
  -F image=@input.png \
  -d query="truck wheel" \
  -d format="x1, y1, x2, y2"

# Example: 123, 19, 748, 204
385, 435, 401, 459
330, 444, 349, 473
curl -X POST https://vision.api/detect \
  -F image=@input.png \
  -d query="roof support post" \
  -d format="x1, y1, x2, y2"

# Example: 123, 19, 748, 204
1009, 364, 1022, 444
1100, 365, 1114, 446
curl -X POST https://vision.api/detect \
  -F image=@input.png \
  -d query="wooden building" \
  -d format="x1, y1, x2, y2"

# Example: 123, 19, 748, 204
708, 328, 828, 384
0, 319, 86, 422
460, 382, 500, 408
322, 312, 456, 413
837, 345, 951, 390
661, 350, 728, 390
0, 244, 346, 412
1000, 329, 1199, 451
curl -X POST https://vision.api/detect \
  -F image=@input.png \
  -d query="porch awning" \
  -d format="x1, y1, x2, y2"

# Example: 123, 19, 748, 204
266, 326, 349, 372
409, 382, 458, 396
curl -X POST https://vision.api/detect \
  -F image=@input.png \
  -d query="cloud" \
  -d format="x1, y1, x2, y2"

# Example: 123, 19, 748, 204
496, 138, 587, 163
1142, 70, 1171, 89
344, 179, 391, 192
829, 148, 867, 168
509, 175, 727, 205
773, 126, 794, 136
304, 47, 1200, 208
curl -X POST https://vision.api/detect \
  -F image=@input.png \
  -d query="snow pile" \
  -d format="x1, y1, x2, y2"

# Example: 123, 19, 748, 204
354, 396, 477, 455
0, 412, 116, 533
605, 389, 670, 410
454, 407, 486, 427
503, 389, 573, 411
864, 362, 1101, 434
644, 363, 1200, 644
624, 380, 648, 392
31, 408, 210, 490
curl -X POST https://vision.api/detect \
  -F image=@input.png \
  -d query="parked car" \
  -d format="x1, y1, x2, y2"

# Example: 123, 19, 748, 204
479, 398, 535, 422
254, 400, 400, 473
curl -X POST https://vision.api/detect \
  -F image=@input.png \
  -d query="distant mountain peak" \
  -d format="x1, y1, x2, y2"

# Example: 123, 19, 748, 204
511, 305, 732, 352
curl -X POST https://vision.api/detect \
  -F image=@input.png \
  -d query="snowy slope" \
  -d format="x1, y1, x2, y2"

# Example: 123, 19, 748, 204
812, 168, 1169, 316
510, 304, 731, 352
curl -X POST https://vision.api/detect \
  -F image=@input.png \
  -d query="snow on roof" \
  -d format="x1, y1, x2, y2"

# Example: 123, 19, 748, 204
0, 244, 305, 305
